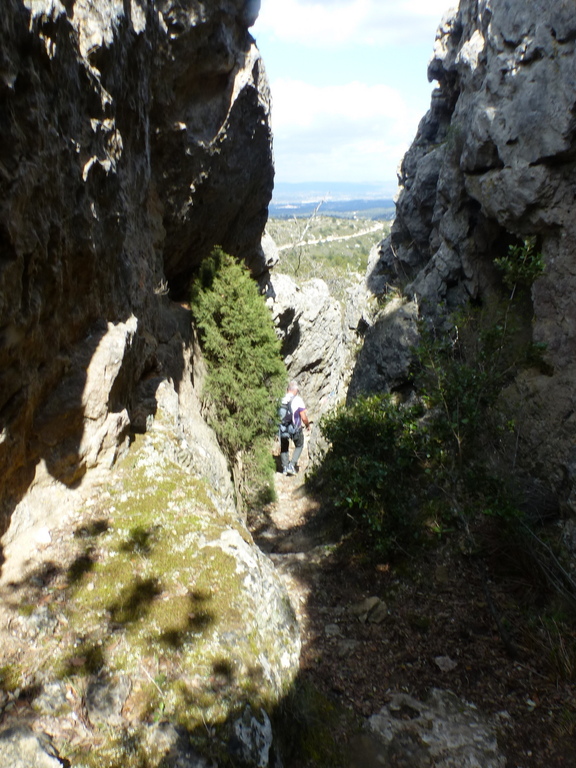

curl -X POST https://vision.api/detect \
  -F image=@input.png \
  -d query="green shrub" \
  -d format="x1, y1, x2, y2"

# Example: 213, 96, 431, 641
494, 236, 544, 295
315, 394, 433, 554
314, 237, 545, 553
191, 248, 286, 499
413, 306, 517, 468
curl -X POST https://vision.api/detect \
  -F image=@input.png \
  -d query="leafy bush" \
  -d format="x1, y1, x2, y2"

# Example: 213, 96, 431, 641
413, 305, 520, 468
191, 248, 286, 499
315, 394, 432, 554
314, 237, 545, 553
494, 236, 544, 295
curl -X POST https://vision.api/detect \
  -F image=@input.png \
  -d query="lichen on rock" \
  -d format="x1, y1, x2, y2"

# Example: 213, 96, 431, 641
0, 394, 300, 766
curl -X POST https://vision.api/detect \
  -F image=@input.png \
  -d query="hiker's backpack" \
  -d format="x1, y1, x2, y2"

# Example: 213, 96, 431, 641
279, 396, 296, 435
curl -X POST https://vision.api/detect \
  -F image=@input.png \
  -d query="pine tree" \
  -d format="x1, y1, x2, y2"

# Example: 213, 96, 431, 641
191, 247, 286, 463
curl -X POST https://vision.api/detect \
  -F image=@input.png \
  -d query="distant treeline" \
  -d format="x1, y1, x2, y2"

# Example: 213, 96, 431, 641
269, 198, 395, 220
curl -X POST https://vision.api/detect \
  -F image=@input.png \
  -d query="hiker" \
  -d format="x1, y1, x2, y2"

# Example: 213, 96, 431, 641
279, 380, 310, 475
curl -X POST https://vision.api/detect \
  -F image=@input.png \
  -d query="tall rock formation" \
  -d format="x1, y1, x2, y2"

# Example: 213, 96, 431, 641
0, 0, 273, 531
0, 3, 300, 765
355, 0, 576, 509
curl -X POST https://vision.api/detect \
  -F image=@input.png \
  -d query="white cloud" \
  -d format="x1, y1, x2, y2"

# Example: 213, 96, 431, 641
269, 78, 424, 183
255, 0, 455, 47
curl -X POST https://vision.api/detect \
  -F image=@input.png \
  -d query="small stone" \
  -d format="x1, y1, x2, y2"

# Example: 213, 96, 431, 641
434, 655, 458, 672
434, 565, 450, 585
230, 706, 273, 768
367, 601, 388, 624
350, 596, 388, 624
85, 674, 132, 726
25, 607, 58, 638
336, 639, 360, 658
33, 682, 69, 716
0, 726, 63, 767
325, 623, 342, 637
144, 723, 209, 768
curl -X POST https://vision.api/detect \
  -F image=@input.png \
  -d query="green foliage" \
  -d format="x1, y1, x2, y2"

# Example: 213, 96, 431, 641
242, 440, 278, 508
413, 305, 521, 466
191, 248, 286, 504
494, 236, 544, 294
315, 394, 431, 554
315, 236, 547, 554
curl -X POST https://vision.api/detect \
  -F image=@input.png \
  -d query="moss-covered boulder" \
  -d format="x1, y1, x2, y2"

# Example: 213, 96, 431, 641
0, 406, 300, 767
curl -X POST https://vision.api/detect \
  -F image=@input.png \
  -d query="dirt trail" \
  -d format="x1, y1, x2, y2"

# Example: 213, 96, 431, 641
249, 449, 328, 631
248, 444, 576, 768
248, 447, 399, 766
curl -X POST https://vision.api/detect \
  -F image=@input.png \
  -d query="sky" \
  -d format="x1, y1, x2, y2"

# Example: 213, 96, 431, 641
251, 0, 456, 194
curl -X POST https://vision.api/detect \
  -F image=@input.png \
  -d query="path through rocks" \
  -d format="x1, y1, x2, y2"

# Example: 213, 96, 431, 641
248, 443, 574, 768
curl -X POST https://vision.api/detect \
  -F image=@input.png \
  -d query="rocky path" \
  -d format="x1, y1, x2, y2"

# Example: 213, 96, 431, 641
0, 441, 573, 767
248, 446, 576, 768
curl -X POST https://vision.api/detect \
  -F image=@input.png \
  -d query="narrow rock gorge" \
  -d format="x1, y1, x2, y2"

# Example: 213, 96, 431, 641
1, 0, 576, 765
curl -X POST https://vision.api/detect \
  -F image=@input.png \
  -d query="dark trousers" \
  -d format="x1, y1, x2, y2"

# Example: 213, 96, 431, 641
280, 429, 304, 469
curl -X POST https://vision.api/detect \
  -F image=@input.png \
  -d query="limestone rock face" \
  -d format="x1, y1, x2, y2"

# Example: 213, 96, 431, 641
0, 2, 297, 765
0, 0, 273, 528
347, 298, 419, 401
269, 274, 349, 419
358, 0, 576, 505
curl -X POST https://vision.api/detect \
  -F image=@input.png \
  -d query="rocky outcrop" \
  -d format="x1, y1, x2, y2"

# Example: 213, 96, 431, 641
347, 298, 419, 401
357, 0, 576, 507
268, 272, 373, 459
0, 0, 273, 532
0, 381, 299, 766
0, 2, 300, 765
269, 274, 349, 418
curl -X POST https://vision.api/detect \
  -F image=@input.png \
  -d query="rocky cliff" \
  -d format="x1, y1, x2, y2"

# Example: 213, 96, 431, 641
356, 0, 576, 510
0, 2, 300, 765
0, 0, 272, 533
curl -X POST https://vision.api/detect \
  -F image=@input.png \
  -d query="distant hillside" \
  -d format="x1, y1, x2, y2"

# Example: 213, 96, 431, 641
270, 181, 397, 220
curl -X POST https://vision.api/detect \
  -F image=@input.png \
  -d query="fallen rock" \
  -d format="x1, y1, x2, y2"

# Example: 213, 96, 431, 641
144, 723, 210, 768
350, 596, 388, 624
0, 727, 64, 768
369, 688, 505, 768
230, 706, 274, 768
85, 674, 132, 727
434, 655, 458, 672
